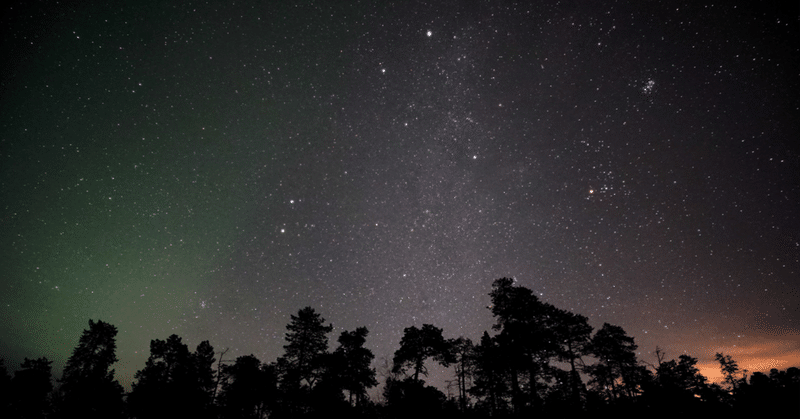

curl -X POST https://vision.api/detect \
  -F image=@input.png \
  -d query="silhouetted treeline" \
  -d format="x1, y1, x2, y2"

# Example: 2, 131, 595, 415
3, 278, 799, 418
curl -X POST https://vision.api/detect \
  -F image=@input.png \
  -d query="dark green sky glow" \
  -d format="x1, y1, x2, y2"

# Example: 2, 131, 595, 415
2, 1, 798, 389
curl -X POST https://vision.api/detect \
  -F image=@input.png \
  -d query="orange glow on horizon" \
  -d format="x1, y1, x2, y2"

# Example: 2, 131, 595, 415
694, 336, 800, 384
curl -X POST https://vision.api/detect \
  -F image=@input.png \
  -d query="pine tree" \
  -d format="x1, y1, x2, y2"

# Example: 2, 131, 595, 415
392, 324, 451, 381
193, 340, 217, 414
333, 327, 377, 406
488, 277, 559, 411
129, 334, 214, 419
279, 307, 333, 388
59, 319, 124, 419
588, 323, 647, 401
551, 308, 592, 406
715, 352, 743, 391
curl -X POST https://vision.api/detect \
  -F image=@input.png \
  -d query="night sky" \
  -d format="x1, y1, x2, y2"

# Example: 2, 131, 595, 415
2, 1, 798, 390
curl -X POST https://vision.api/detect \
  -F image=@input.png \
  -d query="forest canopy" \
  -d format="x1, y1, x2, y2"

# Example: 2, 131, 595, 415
2, 278, 797, 419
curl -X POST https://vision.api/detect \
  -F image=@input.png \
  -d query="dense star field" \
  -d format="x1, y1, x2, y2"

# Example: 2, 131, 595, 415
1, 1, 797, 390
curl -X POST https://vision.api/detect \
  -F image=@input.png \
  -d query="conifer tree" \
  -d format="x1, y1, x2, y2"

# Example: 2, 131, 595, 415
392, 324, 451, 381
59, 319, 124, 419
279, 306, 334, 389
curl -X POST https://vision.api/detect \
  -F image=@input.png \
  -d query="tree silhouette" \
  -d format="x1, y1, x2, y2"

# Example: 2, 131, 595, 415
305, 351, 352, 417
212, 347, 231, 402
298, 328, 378, 417
276, 307, 334, 417
392, 324, 451, 381
383, 377, 447, 419
642, 352, 708, 415
10, 357, 53, 419
488, 277, 558, 412
469, 331, 509, 415
332, 327, 377, 407
587, 323, 647, 401
714, 352, 743, 391
128, 334, 215, 419
551, 308, 592, 407
0, 359, 12, 413
58, 319, 124, 419
750, 367, 800, 415
447, 336, 475, 411
657, 354, 706, 396
279, 307, 334, 389
219, 355, 277, 419
9, 283, 798, 418
193, 340, 217, 415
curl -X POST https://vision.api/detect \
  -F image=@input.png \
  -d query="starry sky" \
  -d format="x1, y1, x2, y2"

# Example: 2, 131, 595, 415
2, 1, 798, 390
